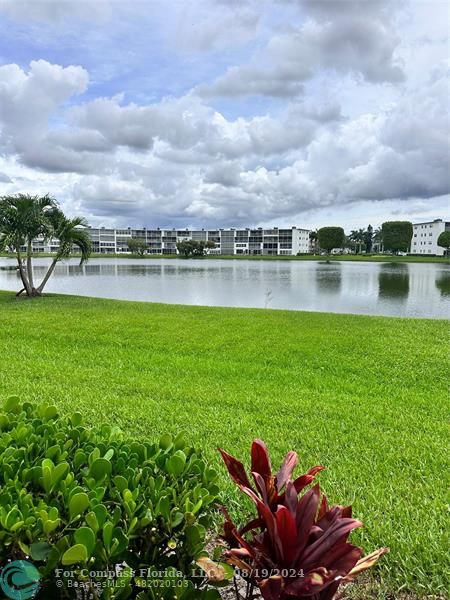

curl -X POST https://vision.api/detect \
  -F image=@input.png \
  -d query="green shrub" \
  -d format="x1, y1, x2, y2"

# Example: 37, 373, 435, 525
0, 396, 222, 599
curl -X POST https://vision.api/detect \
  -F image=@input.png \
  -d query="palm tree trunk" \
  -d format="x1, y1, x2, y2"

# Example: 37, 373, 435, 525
16, 250, 32, 296
37, 258, 58, 294
26, 240, 35, 290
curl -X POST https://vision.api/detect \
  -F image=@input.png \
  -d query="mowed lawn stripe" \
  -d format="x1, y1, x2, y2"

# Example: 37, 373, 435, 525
0, 291, 448, 597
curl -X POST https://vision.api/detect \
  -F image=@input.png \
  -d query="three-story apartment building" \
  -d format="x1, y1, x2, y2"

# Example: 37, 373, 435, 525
86, 226, 311, 256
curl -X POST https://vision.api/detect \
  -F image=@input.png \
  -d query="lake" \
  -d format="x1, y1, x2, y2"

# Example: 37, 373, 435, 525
0, 257, 449, 319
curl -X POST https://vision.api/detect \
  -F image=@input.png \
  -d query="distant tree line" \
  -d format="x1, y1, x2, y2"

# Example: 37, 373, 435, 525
313, 221, 415, 255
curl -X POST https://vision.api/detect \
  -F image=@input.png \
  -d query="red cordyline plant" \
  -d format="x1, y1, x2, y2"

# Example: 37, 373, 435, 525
218, 440, 388, 600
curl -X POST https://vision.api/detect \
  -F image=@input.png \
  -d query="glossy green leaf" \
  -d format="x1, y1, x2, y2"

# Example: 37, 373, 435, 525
4, 396, 21, 413
85, 511, 99, 533
62, 544, 88, 565
89, 458, 112, 481
75, 527, 96, 556
166, 451, 186, 477
51, 461, 69, 489
69, 492, 90, 520
70, 412, 83, 427
30, 542, 52, 561
159, 433, 172, 450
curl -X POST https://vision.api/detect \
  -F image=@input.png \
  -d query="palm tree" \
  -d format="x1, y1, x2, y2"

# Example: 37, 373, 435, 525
36, 210, 91, 294
364, 224, 373, 253
0, 194, 56, 295
373, 227, 383, 253
348, 230, 359, 253
0, 194, 91, 297
357, 228, 366, 254
349, 229, 366, 254
309, 229, 319, 254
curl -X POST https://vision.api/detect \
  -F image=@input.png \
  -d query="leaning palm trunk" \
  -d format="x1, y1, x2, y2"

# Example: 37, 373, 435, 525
37, 258, 58, 294
16, 252, 32, 297
36, 217, 91, 293
13, 245, 33, 297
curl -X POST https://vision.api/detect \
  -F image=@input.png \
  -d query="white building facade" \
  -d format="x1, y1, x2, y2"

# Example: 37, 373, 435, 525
84, 226, 311, 256
409, 219, 450, 256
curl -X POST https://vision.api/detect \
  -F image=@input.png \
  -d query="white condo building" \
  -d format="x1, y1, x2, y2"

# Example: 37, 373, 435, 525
409, 219, 450, 256
86, 227, 311, 256
28, 226, 311, 256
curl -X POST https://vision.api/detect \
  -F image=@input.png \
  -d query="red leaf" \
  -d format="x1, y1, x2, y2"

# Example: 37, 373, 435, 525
239, 517, 263, 536
285, 566, 336, 596
318, 505, 352, 536
293, 484, 321, 560
228, 527, 258, 561
251, 439, 272, 478
284, 480, 298, 514
219, 448, 252, 489
275, 505, 298, 564
341, 505, 352, 518
275, 450, 298, 490
218, 505, 239, 547
241, 485, 284, 563
318, 493, 329, 520
302, 518, 363, 571
293, 465, 325, 493
252, 471, 270, 504
322, 542, 361, 573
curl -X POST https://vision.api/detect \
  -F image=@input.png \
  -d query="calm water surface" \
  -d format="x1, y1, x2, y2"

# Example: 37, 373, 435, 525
0, 257, 449, 319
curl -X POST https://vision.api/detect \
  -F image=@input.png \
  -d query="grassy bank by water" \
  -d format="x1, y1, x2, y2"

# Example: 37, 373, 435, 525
1, 251, 448, 264
0, 291, 448, 598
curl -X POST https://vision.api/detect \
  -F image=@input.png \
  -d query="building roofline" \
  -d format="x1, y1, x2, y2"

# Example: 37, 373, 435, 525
412, 219, 447, 226
88, 225, 311, 231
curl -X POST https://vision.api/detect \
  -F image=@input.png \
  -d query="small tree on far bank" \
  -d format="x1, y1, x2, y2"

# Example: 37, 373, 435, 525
437, 231, 450, 255
318, 227, 345, 254
176, 240, 215, 258
127, 237, 148, 256
381, 221, 413, 253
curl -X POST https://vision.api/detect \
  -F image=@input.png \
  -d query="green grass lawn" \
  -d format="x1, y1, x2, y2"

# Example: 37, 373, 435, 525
0, 291, 448, 598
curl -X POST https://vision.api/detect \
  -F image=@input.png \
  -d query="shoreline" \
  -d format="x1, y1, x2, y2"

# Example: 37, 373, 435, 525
1, 253, 448, 264
0, 290, 448, 321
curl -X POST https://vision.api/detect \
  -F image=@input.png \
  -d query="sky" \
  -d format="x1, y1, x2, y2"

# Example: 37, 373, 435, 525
0, 0, 448, 231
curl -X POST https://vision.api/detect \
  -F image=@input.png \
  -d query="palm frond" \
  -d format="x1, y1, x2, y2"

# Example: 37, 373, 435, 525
0, 193, 58, 247
54, 216, 92, 265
